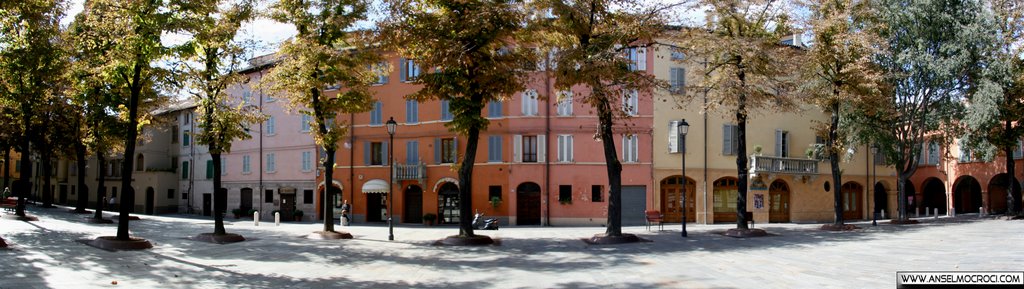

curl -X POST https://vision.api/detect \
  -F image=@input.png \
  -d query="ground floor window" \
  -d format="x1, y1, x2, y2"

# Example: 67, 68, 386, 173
438, 183, 460, 224
713, 178, 738, 213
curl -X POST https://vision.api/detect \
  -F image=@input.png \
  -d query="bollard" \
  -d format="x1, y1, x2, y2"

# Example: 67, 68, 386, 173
980, 207, 984, 218
881, 209, 886, 219
936, 208, 941, 218
254, 211, 260, 226
925, 207, 930, 217
275, 212, 280, 226
916, 207, 921, 218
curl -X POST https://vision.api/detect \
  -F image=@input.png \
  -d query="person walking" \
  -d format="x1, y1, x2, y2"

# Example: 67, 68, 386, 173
340, 199, 351, 226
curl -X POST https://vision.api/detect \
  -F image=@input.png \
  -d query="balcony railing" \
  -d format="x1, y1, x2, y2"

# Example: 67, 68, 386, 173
393, 162, 426, 183
749, 155, 818, 175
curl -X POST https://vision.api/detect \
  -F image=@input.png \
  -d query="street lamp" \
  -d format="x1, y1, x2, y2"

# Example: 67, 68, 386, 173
871, 144, 878, 226
678, 119, 690, 237
386, 117, 397, 241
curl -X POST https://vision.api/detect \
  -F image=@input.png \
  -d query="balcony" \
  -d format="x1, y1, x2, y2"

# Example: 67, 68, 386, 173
749, 155, 818, 175
393, 163, 426, 184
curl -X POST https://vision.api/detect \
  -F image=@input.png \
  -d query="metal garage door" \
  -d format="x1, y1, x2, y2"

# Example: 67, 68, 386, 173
621, 185, 647, 226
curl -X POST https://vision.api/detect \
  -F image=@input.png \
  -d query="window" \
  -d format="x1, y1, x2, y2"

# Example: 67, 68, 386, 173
775, 129, 789, 157
167, 189, 175, 199
1015, 139, 1023, 159
722, 124, 739, 156
303, 189, 313, 204
184, 113, 191, 125
440, 99, 452, 121
206, 160, 214, 179
668, 120, 681, 153
557, 135, 573, 162
488, 135, 502, 163
521, 89, 538, 116
406, 100, 419, 123
873, 146, 885, 164
488, 100, 503, 117
370, 101, 382, 125
400, 58, 421, 82
625, 46, 647, 71
171, 125, 179, 143
266, 153, 276, 172
556, 90, 572, 116
622, 89, 638, 116
441, 138, 457, 163
183, 130, 191, 146
522, 135, 538, 163
302, 151, 313, 172
559, 185, 572, 203
15, 160, 20, 173
489, 186, 502, 203
136, 154, 144, 171
265, 91, 275, 102
183, 193, 189, 200
622, 134, 638, 163
242, 90, 251, 104
242, 155, 251, 173
670, 67, 685, 94
958, 139, 971, 162
371, 142, 384, 165
592, 185, 604, 202
266, 115, 276, 135
301, 114, 312, 132
181, 161, 189, 180
927, 141, 939, 165
373, 61, 389, 84
713, 178, 739, 213
406, 141, 419, 164
670, 49, 686, 60
265, 189, 274, 203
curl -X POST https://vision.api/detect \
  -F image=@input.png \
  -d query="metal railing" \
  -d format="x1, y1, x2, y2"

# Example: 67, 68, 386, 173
749, 155, 818, 175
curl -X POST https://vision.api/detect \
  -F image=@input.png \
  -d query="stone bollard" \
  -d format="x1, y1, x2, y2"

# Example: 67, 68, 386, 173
881, 209, 886, 219
980, 207, 984, 218
936, 208, 941, 218
254, 211, 260, 226
275, 212, 280, 226
925, 207, 930, 217
916, 207, 921, 218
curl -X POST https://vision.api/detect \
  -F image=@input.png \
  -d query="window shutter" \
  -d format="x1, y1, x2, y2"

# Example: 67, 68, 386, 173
637, 47, 647, 71
363, 141, 371, 166
1015, 139, 1022, 159
513, 135, 522, 163
521, 91, 528, 116
538, 134, 546, 163
568, 135, 574, 162
382, 141, 389, 166
919, 142, 927, 164
723, 125, 733, 155
434, 138, 441, 164
495, 136, 503, 162
399, 58, 407, 82
453, 138, 459, 163
775, 129, 783, 157
668, 120, 679, 153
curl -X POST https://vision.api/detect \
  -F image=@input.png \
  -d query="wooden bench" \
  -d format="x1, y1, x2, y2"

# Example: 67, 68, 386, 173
645, 210, 664, 231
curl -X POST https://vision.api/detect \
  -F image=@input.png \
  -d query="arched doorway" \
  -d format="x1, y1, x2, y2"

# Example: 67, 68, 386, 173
404, 185, 423, 223
841, 182, 863, 220
954, 176, 982, 214
438, 182, 460, 224
921, 178, 945, 215
713, 177, 739, 223
516, 182, 542, 225
145, 187, 155, 215
769, 179, 790, 223
659, 176, 695, 223
987, 174, 1019, 214
874, 182, 888, 217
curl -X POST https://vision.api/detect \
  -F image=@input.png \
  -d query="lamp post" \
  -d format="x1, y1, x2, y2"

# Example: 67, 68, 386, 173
678, 119, 690, 237
386, 117, 397, 241
871, 144, 878, 226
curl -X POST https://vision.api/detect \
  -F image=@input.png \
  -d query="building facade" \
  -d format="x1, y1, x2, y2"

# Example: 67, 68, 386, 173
908, 140, 1023, 217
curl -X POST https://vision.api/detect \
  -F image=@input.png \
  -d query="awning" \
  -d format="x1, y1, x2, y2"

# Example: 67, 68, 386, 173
361, 179, 389, 194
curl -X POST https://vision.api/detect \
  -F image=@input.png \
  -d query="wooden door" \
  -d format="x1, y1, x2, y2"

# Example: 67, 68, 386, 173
769, 181, 789, 223
516, 183, 541, 225
660, 177, 695, 223
842, 183, 863, 220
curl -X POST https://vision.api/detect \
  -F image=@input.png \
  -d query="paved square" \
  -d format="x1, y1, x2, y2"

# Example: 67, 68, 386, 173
1, 206, 1022, 288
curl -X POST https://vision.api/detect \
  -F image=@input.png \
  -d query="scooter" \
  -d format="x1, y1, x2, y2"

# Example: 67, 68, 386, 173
472, 210, 499, 230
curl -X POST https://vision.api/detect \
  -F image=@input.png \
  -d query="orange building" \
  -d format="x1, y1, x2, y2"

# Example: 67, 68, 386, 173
908, 140, 1023, 216
323, 50, 655, 226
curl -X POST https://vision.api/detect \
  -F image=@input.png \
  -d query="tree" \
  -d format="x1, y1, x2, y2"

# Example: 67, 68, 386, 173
675, 0, 800, 230
266, 0, 378, 238
171, 0, 261, 242
961, 0, 1023, 216
380, 0, 534, 241
76, 0, 171, 242
800, 0, 881, 227
848, 0, 993, 221
0, 0, 67, 219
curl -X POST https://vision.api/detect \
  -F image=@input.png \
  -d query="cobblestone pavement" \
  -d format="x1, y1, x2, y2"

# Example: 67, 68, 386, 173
1, 205, 1022, 289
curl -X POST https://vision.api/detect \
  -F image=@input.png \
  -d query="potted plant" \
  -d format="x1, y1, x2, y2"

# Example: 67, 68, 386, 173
293, 210, 304, 221
423, 213, 437, 226
231, 208, 243, 219
489, 196, 502, 208
247, 209, 258, 218
753, 145, 763, 156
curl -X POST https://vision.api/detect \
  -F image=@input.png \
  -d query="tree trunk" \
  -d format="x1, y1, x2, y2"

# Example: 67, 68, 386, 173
735, 73, 749, 230
323, 147, 336, 233
212, 152, 226, 235
3, 149, 9, 191
829, 101, 843, 226
15, 102, 31, 217
457, 94, 485, 237
897, 171, 909, 221
74, 141, 88, 212
93, 153, 106, 220
596, 95, 624, 237
1005, 120, 1021, 215
116, 61, 144, 241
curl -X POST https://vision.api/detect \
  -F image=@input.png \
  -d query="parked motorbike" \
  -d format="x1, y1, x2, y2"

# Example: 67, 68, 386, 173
472, 211, 499, 230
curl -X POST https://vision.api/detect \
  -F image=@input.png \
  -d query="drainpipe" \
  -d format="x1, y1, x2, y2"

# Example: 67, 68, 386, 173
544, 52, 552, 227
258, 70, 265, 219
349, 112, 355, 221
189, 111, 196, 214
702, 57, 709, 225
866, 144, 870, 219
